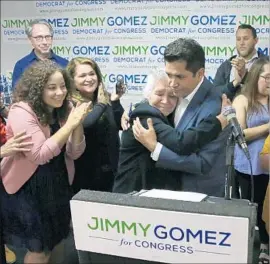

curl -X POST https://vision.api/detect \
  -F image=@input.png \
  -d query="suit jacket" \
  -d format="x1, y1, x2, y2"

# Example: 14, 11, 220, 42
213, 51, 267, 100
113, 101, 222, 193
0, 102, 86, 194
156, 77, 230, 197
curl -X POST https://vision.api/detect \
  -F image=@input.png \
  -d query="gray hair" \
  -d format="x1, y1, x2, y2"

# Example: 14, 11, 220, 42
143, 69, 169, 99
25, 19, 54, 37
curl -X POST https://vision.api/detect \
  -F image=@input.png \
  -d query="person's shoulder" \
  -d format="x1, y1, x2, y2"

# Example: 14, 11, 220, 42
7, 102, 41, 127
201, 79, 220, 101
232, 94, 248, 109
202, 77, 214, 88
217, 55, 236, 69
219, 58, 232, 66
200, 84, 222, 111
52, 53, 69, 67
14, 52, 33, 67
204, 94, 221, 111
233, 94, 248, 104
132, 102, 152, 115
9, 102, 34, 116
131, 102, 163, 119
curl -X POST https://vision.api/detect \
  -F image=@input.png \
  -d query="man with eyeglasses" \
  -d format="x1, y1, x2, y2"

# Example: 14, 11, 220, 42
11, 19, 68, 89
213, 24, 267, 101
261, 75, 270, 83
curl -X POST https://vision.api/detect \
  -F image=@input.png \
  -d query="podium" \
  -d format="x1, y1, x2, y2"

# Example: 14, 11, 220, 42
70, 190, 257, 263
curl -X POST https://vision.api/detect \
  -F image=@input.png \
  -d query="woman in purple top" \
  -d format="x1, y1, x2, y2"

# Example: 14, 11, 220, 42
233, 57, 270, 263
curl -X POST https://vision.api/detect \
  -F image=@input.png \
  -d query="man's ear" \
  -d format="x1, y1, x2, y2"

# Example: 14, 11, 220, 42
197, 68, 205, 79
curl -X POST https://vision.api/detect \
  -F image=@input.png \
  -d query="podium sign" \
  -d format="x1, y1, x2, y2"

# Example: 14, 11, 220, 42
71, 200, 249, 263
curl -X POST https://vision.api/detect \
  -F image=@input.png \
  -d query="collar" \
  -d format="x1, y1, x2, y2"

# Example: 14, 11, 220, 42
236, 49, 258, 63
184, 77, 204, 103
27, 49, 55, 62
245, 51, 258, 63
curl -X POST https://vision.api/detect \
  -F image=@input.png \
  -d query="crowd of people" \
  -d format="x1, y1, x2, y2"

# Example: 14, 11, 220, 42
0, 19, 269, 264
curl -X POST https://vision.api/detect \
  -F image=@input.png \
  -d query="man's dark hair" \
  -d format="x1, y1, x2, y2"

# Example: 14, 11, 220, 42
164, 38, 205, 75
237, 24, 257, 38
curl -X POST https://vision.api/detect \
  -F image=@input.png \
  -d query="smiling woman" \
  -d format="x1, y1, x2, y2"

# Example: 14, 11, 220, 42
232, 57, 270, 264
42, 71, 68, 110
66, 57, 125, 194
0, 60, 90, 264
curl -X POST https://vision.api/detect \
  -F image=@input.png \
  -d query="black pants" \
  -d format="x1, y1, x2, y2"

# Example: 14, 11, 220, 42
0, 213, 6, 264
236, 170, 269, 244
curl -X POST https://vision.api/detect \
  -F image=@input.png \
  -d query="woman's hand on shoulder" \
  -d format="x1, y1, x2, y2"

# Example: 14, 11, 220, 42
0, 130, 33, 158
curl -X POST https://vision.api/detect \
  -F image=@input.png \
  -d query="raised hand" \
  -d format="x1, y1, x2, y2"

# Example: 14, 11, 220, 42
132, 117, 157, 152
111, 78, 127, 101
216, 94, 231, 130
231, 57, 247, 85
66, 101, 92, 129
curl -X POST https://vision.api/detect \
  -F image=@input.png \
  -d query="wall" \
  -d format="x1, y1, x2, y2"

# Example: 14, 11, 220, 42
1, 0, 269, 108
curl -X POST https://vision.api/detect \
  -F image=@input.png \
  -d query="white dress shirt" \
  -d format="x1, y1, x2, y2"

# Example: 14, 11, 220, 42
151, 77, 204, 161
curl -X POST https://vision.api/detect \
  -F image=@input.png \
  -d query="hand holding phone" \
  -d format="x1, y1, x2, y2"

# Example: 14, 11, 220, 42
115, 77, 127, 95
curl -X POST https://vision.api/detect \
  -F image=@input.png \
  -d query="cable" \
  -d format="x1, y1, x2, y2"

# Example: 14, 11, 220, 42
248, 157, 254, 204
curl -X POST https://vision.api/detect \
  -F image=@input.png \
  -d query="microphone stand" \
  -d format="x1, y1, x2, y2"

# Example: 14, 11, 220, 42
225, 129, 236, 200
209, 128, 253, 206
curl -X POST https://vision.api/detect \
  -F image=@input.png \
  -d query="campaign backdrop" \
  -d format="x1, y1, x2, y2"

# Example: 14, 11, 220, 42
1, 0, 269, 107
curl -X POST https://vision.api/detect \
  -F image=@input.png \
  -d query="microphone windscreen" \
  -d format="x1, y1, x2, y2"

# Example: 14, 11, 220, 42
222, 106, 236, 118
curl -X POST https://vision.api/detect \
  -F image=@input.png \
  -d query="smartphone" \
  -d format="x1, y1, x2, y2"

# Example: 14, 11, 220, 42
115, 77, 126, 95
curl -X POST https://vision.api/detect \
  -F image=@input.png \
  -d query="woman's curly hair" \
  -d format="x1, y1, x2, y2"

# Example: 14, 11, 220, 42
13, 60, 71, 125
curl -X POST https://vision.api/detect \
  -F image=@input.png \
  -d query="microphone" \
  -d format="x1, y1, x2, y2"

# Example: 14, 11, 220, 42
222, 106, 251, 160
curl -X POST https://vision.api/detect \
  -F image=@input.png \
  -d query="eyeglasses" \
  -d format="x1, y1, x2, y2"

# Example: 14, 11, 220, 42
260, 75, 270, 82
31, 35, 52, 42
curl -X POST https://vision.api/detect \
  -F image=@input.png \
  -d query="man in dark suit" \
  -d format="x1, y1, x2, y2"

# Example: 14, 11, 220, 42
213, 24, 266, 101
133, 38, 230, 197
113, 69, 228, 194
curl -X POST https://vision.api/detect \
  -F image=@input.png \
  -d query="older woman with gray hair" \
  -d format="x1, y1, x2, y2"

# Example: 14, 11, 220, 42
113, 69, 229, 193
12, 18, 68, 89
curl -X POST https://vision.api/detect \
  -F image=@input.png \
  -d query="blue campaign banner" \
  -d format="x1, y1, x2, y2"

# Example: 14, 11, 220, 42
1, 1, 269, 100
